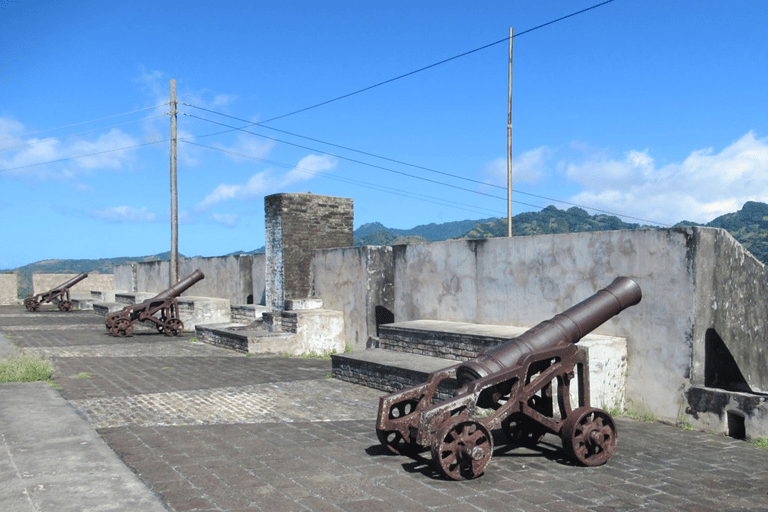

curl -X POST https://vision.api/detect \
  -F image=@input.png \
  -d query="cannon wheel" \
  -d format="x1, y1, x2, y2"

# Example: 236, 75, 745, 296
25, 298, 40, 312
376, 429, 421, 456
58, 301, 73, 312
112, 318, 134, 337
431, 416, 493, 480
502, 413, 547, 447
561, 406, 617, 466
164, 318, 184, 336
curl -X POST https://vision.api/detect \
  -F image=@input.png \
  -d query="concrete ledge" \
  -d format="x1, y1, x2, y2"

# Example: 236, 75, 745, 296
195, 323, 296, 354
685, 386, 768, 439
93, 302, 125, 316
91, 290, 117, 302
285, 298, 323, 311
331, 348, 458, 399
197, 308, 345, 356
178, 296, 231, 326
115, 292, 155, 305
230, 304, 270, 324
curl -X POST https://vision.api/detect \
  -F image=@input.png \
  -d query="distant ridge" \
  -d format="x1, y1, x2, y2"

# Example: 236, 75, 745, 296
4, 202, 767, 298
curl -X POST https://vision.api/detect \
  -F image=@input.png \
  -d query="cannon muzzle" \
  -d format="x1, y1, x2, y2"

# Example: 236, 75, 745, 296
51, 272, 89, 292
456, 276, 641, 385
151, 269, 205, 301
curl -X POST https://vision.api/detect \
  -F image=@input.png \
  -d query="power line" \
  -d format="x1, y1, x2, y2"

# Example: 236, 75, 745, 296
186, 139, 656, 230
0, 104, 168, 143
181, 106, 670, 227
181, 113, 507, 201
185, 140, 518, 217
259, 0, 617, 123
182, 0, 618, 140
0, 139, 167, 173
0, 114, 167, 152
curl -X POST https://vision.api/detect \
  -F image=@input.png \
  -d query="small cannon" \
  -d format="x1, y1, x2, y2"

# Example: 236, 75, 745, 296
24, 272, 88, 312
105, 269, 204, 337
376, 276, 642, 480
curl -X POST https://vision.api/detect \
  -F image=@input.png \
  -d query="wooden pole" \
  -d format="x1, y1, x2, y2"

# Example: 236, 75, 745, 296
170, 79, 179, 285
507, 28, 514, 237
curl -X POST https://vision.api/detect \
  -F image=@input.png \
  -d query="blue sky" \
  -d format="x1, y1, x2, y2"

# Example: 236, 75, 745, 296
1, 0, 767, 270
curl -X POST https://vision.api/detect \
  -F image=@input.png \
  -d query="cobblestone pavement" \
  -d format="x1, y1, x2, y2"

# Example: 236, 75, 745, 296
2, 306, 768, 512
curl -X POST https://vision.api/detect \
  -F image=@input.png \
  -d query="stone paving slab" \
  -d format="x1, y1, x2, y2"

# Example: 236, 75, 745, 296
2, 305, 768, 512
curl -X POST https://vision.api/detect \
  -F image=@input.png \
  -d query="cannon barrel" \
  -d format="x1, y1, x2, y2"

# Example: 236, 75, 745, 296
50, 272, 88, 292
456, 276, 641, 385
150, 269, 205, 301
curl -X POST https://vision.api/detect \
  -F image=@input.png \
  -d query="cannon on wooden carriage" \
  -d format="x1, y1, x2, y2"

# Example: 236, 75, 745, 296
105, 269, 204, 337
375, 276, 642, 480
24, 272, 88, 312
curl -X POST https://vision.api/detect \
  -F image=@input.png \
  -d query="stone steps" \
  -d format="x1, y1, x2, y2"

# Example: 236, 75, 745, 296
332, 319, 628, 409
195, 298, 346, 356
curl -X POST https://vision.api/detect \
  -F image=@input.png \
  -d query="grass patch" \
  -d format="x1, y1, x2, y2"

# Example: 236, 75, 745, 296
74, 372, 93, 379
749, 436, 768, 449
188, 337, 200, 343
0, 351, 55, 383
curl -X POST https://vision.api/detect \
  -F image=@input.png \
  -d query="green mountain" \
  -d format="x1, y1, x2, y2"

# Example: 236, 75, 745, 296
354, 218, 496, 245
5, 202, 768, 299
696, 201, 768, 264
357, 202, 768, 267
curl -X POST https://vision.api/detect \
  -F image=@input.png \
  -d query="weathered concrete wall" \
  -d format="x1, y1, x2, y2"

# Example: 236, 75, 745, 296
112, 256, 258, 305
0, 274, 18, 304
180, 256, 253, 305
383, 226, 768, 426
114, 263, 136, 292
690, 228, 768, 393
32, 273, 114, 296
311, 245, 394, 350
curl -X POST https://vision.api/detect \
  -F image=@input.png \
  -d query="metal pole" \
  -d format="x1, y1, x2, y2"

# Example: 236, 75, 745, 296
507, 28, 514, 238
170, 79, 179, 285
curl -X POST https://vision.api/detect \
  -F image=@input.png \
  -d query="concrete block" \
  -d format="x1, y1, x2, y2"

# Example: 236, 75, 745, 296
285, 298, 323, 310
178, 296, 231, 327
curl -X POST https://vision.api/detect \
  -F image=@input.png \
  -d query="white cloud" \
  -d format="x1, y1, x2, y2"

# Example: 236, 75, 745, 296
88, 206, 157, 223
482, 146, 551, 186
564, 131, 768, 224
195, 153, 338, 211
0, 116, 140, 181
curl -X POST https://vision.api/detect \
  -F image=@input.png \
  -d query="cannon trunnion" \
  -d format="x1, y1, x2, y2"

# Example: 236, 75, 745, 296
104, 269, 204, 337
375, 276, 642, 480
24, 272, 89, 312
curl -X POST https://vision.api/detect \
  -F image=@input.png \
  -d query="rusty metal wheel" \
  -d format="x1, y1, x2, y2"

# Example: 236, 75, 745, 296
502, 413, 546, 447
58, 301, 72, 312
431, 416, 493, 480
562, 406, 617, 466
24, 298, 40, 312
112, 318, 134, 337
164, 318, 183, 336
376, 429, 420, 456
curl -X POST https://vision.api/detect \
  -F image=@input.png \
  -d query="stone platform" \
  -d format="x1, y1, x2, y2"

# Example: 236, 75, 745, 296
333, 319, 628, 410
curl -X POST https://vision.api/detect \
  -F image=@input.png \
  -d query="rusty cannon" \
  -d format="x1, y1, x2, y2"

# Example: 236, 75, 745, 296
375, 276, 642, 480
24, 272, 88, 312
105, 269, 204, 337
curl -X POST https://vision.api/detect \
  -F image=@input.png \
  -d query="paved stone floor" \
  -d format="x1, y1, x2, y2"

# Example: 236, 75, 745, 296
1, 306, 767, 511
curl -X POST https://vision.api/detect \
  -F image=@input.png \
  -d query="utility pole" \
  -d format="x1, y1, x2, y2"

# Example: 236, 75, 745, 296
507, 28, 514, 238
170, 79, 179, 285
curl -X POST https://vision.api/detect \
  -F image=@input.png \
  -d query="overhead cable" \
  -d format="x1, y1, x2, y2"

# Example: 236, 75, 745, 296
0, 104, 168, 143
0, 114, 168, 152
0, 139, 167, 173
181, 107, 669, 227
